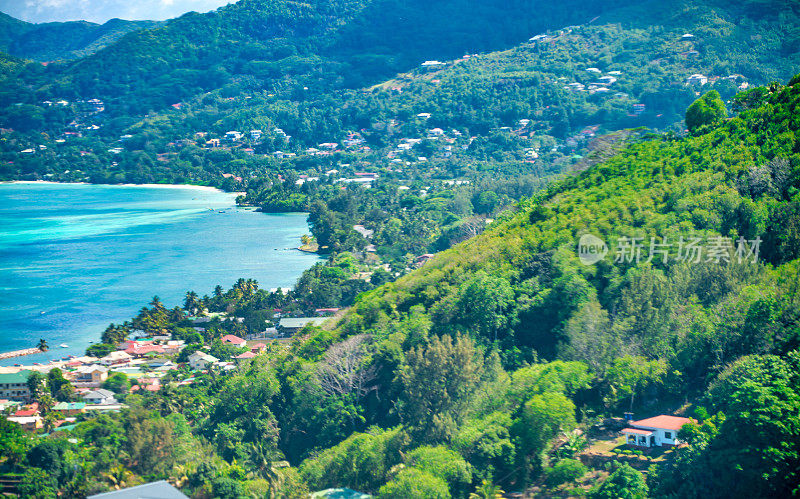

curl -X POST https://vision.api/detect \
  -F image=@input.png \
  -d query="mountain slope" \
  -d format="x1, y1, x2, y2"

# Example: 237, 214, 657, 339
341, 75, 800, 376
0, 12, 162, 61
4, 0, 631, 114
282, 76, 800, 495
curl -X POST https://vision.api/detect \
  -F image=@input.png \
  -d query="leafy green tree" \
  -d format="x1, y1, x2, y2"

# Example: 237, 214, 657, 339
398, 334, 485, 442
203, 360, 281, 462
101, 323, 128, 345
453, 272, 515, 342
47, 368, 71, 400
508, 361, 592, 406
544, 458, 587, 486
212, 476, 248, 499
406, 446, 472, 496
86, 343, 115, 358
26, 371, 45, 399
0, 416, 30, 467
17, 467, 57, 499
125, 408, 177, 475
473, 191, 500, 214
685, 90, 726, 135
452, 412, 516, 485
512, 392, 577, 479
104, 372, 131, 394
299, 426, 406, 494
371, 267, 393, 286
378, 467, 451, 499
590, 463, 648, 499
604, 355, 667, 411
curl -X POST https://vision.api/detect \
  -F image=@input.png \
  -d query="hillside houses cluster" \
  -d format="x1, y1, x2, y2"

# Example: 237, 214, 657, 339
562, 68, 622, 95
0, 309, 334, 433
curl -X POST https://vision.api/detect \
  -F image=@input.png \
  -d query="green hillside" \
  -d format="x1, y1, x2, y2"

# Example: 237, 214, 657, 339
0, 12, 162, 61
2, 0, 799, 188
2, 77, 796, 498
0, 0, 624, 114
297, 76, 800, 496
0, 1, 799, 497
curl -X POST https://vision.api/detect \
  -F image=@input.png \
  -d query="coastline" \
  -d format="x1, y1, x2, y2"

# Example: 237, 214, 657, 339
1, 180, 224, 193
0, 185, 318, 368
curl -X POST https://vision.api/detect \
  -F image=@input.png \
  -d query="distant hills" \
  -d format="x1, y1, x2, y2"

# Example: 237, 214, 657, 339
0, 12, 162, 61
0, 0, 799, 186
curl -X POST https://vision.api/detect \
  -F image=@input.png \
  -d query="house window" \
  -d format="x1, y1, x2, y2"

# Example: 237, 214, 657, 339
664, 431, 672, 439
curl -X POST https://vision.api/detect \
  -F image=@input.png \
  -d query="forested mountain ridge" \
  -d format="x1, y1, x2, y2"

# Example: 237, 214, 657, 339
1, 42, 799, 493
2, 0, 624, 111
0, 12, 162, 62
2, 0, 799, 188
5, 0, 799, 116
341, 77, 800, 368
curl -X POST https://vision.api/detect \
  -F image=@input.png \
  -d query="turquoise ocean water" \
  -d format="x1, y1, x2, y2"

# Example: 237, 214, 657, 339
0, 182, 320, 365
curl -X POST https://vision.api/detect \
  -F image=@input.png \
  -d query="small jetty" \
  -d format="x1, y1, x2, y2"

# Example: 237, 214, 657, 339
0, 347, 43, 360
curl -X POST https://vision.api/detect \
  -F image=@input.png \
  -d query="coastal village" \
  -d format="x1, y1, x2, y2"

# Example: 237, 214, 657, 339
0, 312, 332, 433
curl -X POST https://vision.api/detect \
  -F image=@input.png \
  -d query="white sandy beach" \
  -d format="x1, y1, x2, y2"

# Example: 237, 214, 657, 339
2, 180, 223, 193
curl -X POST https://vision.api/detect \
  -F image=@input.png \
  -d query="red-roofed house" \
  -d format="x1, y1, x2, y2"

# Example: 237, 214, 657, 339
251, 343, 267, 353
13, 402, 39, 418
221, 335, 246, 347
121, 340, 153, 350
125, 344, 165, 357
235, 351, 257, 361
621, 415, 693, 447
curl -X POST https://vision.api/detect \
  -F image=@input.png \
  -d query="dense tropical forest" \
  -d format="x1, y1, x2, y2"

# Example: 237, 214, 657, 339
0, 13, 162, 62
1, 0, 800, 496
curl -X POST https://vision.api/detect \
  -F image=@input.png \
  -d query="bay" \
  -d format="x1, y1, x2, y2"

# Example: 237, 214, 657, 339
0, 182, 320, 365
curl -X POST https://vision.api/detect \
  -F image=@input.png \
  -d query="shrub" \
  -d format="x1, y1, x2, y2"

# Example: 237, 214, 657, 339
545, 458, 588, 486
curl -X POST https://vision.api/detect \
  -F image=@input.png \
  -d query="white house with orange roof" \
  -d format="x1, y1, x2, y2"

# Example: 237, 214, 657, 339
621, 415, 693, 447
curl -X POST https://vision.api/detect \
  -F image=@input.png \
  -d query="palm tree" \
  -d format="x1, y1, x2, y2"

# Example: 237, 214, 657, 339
149, 295, 165, 311
43, 413, 58, 433
37, 338, 48, 351
103, 465, 133, 490
247, 442, 288, 499
170, 463, 193, 489
469, 479, 506, 499
184, 291, 200, 314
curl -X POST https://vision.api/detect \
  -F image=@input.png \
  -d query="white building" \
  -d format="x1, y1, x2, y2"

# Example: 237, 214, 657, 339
83, 389, 117, 405
100, 351, 132, 366
621, 415, 693, 447
188, 351, 218, 370
686, 74, 708, 85
421, 60, 445, 69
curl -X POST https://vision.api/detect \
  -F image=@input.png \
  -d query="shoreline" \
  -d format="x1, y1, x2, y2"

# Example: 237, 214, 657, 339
1, 180, 224, 193
0, 183, 315, 368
